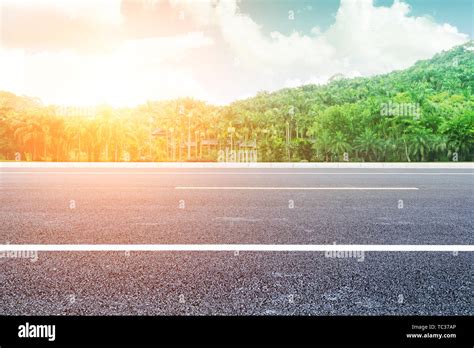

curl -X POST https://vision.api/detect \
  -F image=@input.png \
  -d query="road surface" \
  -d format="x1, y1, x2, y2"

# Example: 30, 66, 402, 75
0, 167, 472, 315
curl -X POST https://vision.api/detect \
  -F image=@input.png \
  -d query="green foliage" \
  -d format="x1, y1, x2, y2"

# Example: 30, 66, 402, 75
0, 42, 473, 162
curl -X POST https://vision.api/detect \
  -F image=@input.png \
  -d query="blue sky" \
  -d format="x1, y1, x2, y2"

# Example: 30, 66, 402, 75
241, 0, 473, 38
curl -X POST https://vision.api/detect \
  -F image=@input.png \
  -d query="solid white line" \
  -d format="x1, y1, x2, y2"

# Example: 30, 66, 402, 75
175, 186, 420, 190
0, 244, 471, 252
1, 171, 472, 175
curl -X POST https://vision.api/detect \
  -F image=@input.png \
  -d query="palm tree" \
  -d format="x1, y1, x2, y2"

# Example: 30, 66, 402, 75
47, 115, 66, 161
404, 126, 434, 161
354, 128, 381, 161
314, 130, 332, 161
14, 116, 43, 161
65, 117, 89, 161
331, 131, 352, 160
96, 108, 114, 161
440, 111, 473, 161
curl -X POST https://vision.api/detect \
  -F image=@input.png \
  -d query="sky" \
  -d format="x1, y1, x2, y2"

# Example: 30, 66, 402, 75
0, 0, 471, 107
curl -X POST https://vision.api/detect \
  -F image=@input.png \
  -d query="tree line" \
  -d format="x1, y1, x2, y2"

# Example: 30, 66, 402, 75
0, 42, 472, 162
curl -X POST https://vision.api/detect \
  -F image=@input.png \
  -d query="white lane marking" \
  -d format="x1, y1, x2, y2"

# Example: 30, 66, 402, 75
0, 171, 472, 175
0, 186, 418, 191
0, 244, 471, 252
175, 187, 419, 190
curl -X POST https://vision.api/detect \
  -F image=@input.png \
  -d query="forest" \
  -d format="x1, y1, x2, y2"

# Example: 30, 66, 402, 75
1, 41, 473, 162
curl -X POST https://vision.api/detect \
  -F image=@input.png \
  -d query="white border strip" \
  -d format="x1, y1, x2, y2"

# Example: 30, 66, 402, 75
0, 244, 471, 252
1, 162, 473, 169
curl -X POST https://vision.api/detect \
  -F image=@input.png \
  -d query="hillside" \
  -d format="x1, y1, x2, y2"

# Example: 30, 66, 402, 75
229, 41, 474, 161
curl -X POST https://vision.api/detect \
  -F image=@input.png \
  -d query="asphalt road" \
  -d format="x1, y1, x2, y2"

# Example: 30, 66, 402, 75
0, 168, 472, 315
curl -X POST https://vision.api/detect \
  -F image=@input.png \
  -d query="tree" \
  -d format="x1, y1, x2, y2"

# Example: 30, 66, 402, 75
440, 111, 474, 161
354, 128, 381, 161
331, 131, 352, 160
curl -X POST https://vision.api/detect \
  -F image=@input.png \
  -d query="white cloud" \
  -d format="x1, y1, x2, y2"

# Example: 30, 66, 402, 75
211, 0, 468, 90
3, 34, 213, 107
323, 0, 468, 74
0, 0, 470, 106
